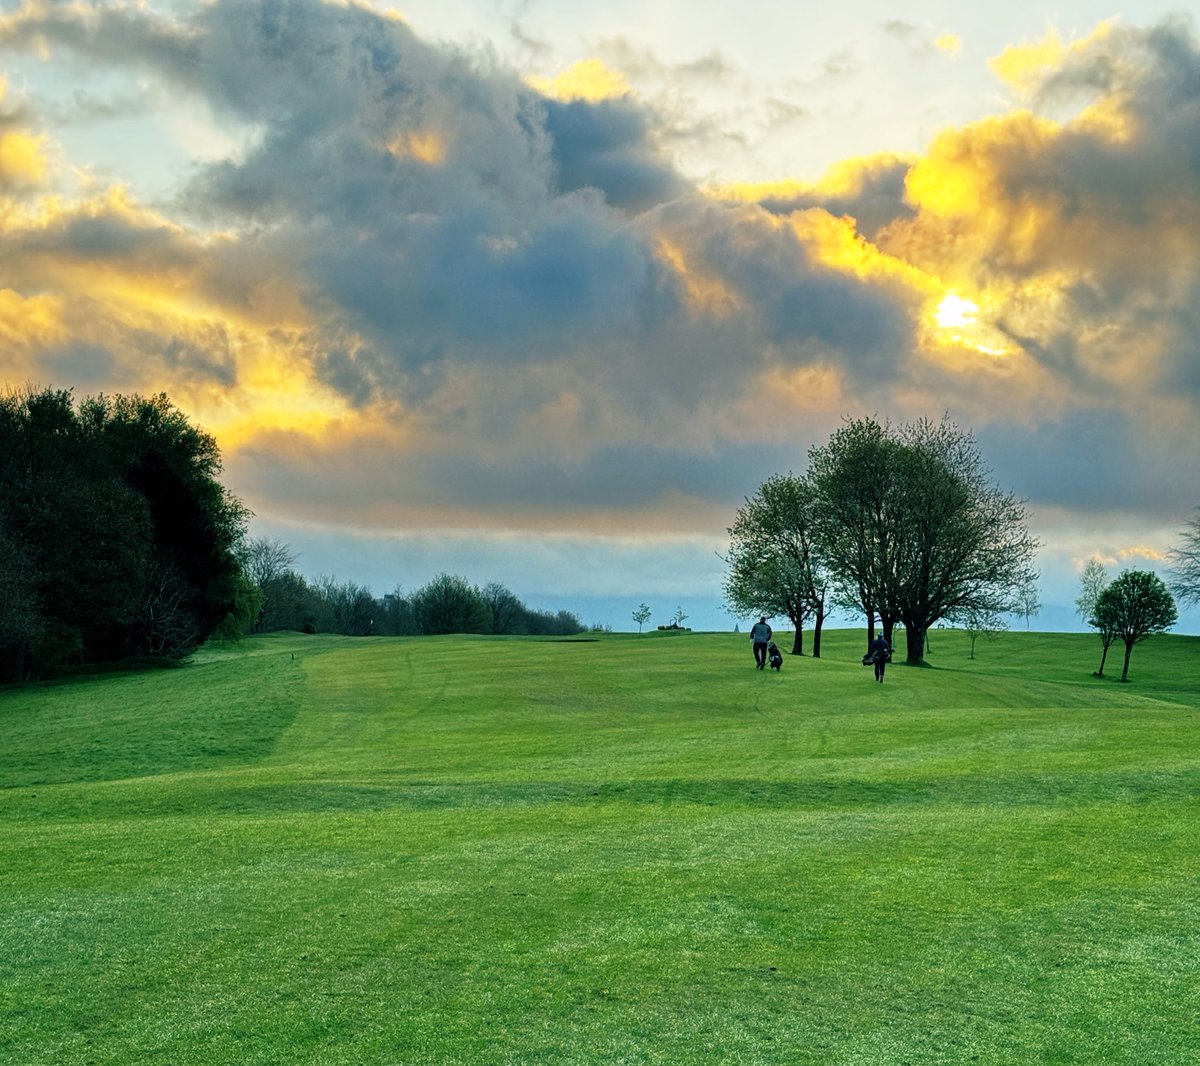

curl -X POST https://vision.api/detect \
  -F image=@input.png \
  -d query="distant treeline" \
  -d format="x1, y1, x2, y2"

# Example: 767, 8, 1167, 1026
245, 540, 583, 638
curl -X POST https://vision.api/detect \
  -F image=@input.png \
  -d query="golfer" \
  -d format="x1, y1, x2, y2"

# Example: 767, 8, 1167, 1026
869, 633, 891, 682
750, 616, 772, 670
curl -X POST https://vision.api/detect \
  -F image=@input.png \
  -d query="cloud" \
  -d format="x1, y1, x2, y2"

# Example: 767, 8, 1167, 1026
1, 0, 1200, 558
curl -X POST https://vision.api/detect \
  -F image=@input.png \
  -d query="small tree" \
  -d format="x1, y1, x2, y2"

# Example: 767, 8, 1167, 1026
1015, 574, 1041, 629
1076, 559, 1109, 624
950, 605, 1008, 659
670, 606, 688, 629
1092, 570, 1177, 683
1168, 510, 1200, 608
632, 603, 652, 633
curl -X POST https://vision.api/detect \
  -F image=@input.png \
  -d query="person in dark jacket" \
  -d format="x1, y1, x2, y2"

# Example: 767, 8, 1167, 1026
869, 634, 891, 682
750, 616, 772, 669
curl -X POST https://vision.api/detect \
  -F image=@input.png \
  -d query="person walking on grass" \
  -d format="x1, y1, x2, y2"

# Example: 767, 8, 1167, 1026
869, 633, 891, 682
751, 616, 772, 670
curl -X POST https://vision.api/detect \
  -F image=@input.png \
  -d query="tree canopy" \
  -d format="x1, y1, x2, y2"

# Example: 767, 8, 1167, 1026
0, 388, 250, 680
811, 416, 1037, 664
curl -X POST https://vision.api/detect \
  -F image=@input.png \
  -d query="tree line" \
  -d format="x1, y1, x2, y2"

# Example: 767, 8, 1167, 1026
0, 387, 581, 683
244, 538, 582, 638
724, 416, 1040, 665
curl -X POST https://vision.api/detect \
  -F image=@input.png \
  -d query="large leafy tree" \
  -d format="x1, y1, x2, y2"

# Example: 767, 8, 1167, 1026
808, 416, 1038, 665
723, 473, 829, 656
1092, 570, 1177, 683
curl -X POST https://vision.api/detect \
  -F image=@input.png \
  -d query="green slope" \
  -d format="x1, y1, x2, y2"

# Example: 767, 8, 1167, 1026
1, 630, 1197, 1064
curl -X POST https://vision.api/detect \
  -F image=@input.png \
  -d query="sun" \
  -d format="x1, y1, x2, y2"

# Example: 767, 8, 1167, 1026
935, 292, 979, 329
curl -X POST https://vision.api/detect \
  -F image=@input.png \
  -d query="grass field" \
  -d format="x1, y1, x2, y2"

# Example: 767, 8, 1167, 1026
1, 628, 1198, 1065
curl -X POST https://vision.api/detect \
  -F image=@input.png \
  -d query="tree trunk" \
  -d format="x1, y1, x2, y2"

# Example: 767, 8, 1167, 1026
790, 619, 804, 655
904, 624, 926, 664
1121, 641, 1133, 682
866, 609, 876, 646
812, 608, 824, 658
1097, 640, 1110, 676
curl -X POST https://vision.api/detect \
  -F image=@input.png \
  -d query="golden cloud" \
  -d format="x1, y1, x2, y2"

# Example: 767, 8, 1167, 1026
0, 78, 47, 188
0, 129, 46, 187
707, 152, 914, 208
655, 237, 742, 317
989, 21, 1117, 96
529, 58, 631, 102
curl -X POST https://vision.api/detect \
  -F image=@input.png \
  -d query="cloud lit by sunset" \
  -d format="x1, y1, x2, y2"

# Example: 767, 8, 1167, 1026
1, 0, 1198, 628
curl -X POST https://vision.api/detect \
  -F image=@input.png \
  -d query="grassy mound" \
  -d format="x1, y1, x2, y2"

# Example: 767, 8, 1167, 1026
2, 629, 1198, 1064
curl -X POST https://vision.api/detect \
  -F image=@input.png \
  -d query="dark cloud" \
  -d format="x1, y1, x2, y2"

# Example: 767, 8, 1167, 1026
978, 409, 1200, 522
542, 95, 687, 210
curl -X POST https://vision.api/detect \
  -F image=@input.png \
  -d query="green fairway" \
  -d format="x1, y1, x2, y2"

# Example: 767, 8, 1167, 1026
2, 629, 1198, 1065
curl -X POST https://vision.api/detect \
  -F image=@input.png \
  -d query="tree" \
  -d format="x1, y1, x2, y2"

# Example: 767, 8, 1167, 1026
411, 574, 488, 635
670, 606, 689, 629
632, 603, 652, 633
313, 576, 378, 636
1076, 559, 1109, 625
724, 473, 829, 656
1077, 560, 1115, 674
807, 421, 900, 651
809, 417, 1038, 665
1168, 510, 1200, 608
243, 537, 299, 633
1014, 574, 1041, 629
89, 393, 250, 654
481, 582, 524, 635
949, 605, 1007, 659
260, 570, 319, 633
1092, 570, 1177, 683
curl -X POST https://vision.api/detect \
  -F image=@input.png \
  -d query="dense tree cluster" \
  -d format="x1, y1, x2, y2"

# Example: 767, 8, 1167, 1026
725, 416, 1039, 664
0, 388, 252, 681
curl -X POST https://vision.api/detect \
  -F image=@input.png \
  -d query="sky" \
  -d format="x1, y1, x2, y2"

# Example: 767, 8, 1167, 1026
2, 0, 1200, 633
